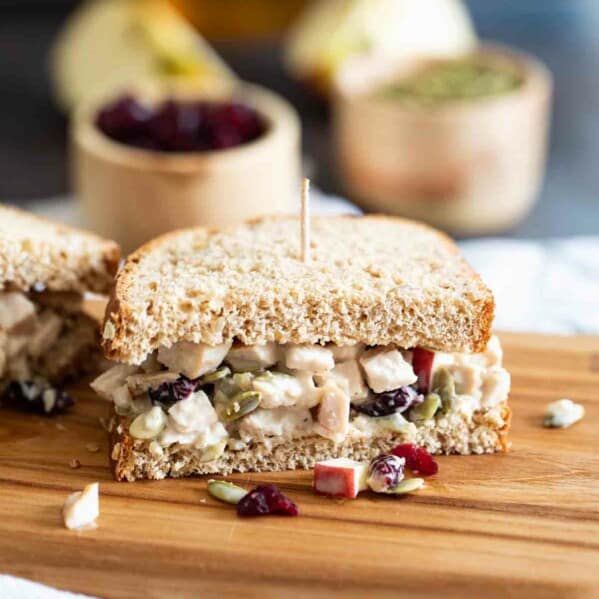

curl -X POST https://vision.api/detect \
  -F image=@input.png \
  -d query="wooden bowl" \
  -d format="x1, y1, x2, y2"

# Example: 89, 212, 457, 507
71, 80, 301, 254
332, 46, 552, 235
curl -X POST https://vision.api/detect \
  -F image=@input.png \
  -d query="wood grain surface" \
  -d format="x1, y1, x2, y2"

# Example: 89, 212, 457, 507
0, 332, 598, 598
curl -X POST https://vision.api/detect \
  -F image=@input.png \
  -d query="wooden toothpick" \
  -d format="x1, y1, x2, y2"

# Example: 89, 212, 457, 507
301, 178, 311, 263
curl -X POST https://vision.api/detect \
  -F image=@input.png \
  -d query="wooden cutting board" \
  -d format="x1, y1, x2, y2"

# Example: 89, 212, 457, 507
0, 332, 598, 598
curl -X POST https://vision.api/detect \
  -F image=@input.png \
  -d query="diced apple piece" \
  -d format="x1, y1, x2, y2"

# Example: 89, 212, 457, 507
285, 344, 334, 373
412, 347, 435, 393
359, 347, 417, 393
330, 343, 365, 363
0, 292, 35, 330
481, 368, 510, 408
91, 363, 138, 400
168, 390, 218, 433
225, 342, 279, 371
62, 482, 99, 530
157, 340, 232, 378
314, 458, 368, 498
316, 382, 350, 442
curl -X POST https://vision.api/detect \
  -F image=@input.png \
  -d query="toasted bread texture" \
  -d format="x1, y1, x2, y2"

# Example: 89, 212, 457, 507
0, 204, 120, 294
103, 215, 494, 364
110, 404, 511, 481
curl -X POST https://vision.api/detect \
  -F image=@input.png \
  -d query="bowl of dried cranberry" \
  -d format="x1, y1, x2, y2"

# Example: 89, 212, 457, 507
72, 81, 301, 253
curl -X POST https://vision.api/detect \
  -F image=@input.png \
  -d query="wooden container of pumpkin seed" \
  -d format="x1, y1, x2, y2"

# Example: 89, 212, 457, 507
333, 45, 552, 235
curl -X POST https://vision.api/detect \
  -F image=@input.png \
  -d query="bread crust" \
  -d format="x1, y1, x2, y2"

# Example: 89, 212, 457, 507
103, 215, 494, 364
109, 403, 510, 482
0, 204, 120, 294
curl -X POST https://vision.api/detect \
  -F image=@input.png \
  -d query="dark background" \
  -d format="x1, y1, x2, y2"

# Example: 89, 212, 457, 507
0, 0, 598, 237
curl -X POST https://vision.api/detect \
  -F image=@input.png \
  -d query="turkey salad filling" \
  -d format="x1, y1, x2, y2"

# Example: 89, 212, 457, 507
93, 335, 510, 459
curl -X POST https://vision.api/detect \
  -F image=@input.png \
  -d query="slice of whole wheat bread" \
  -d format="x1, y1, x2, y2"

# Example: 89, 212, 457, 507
103, 215, 494, 364
0, 204, 120, 294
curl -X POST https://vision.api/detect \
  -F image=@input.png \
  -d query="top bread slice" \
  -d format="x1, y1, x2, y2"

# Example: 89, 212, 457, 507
103, 215, 494, 364
0, 204, 120, 294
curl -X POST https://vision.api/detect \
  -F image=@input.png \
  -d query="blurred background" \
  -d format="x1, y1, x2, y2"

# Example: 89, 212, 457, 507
0, 0, 597, 238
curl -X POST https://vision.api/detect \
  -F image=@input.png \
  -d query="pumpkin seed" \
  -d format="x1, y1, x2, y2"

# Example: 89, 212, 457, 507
408, 393, 441, 423
232, 372, 255, 390
222, 390, 262, 422
432, 368, 455, 413
200, 366, 231, 384
207, 479, 249, 505
390, 477, 425, 494
129, 406, 167, 440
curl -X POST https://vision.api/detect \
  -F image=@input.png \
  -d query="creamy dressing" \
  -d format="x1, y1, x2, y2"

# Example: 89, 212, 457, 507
93, 336, 510, 455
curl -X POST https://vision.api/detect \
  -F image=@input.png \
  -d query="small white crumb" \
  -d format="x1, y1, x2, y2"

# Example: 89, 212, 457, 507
56, 423, 67, 431
62, 482, 99, 530
69, 458, 81, 469
199, 498, 207, 504
544, 398, 585, 428
85, 443, 101, 453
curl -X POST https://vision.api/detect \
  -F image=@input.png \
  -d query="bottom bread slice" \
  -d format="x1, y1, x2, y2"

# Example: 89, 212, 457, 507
109, 404, 511, 482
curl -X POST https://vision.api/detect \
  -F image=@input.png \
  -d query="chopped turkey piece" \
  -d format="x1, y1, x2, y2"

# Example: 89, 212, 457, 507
126, 371, 179, 396
168, 390, 218, 433
157, 340, 232, 378
317, 360, 368, 402
481, 368, 511, 408
360, 347, 417, 393
29, 311, 62, 358
91, 363, 139, 399
330, 343, 365, 363
226, 342, 279, 371
285, 344, 334, 373
316, 381, 350, 442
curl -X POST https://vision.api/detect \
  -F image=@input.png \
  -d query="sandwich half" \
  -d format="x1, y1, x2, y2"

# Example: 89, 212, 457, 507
94, 215, 510, 481
0, 205, 120, 413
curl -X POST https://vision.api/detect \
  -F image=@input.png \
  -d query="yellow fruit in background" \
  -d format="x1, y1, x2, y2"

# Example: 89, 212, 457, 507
285, 0, 477, 94
50, 0, 235, 112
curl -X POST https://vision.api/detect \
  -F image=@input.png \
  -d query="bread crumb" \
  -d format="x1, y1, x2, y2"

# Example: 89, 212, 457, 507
69, 458, 81, 469
56, 423, 67, 431
86, 442, 101, 453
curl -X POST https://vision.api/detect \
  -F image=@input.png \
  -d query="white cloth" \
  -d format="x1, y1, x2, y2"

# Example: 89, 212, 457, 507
0, 576, 93, 599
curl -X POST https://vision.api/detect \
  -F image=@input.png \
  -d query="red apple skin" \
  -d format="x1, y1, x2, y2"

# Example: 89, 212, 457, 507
313, 464, 358, 498
412, 348, 435, 393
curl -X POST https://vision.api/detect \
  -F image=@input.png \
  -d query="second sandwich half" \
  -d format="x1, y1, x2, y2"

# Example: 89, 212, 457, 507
92, 216, 511, 481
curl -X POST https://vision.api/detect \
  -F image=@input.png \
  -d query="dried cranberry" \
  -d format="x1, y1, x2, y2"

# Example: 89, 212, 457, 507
354, 386, 421, 417
1, 380, 73, 416
95, 94, 267, 153
148, 375, 198, 408
95, 95, 152, 143
392, 443, 438, 476
367, 455, 405, 493
236, 485, 299, 517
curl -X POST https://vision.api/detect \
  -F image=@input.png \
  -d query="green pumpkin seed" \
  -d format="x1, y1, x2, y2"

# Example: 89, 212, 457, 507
207, 479, 248, 505
222, 390, 262, 422
232, 372, 255, 390
390, 478, 425, 494
200, 366, 231, 384
409, 393, 441, 423
432, 367, 455, 414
